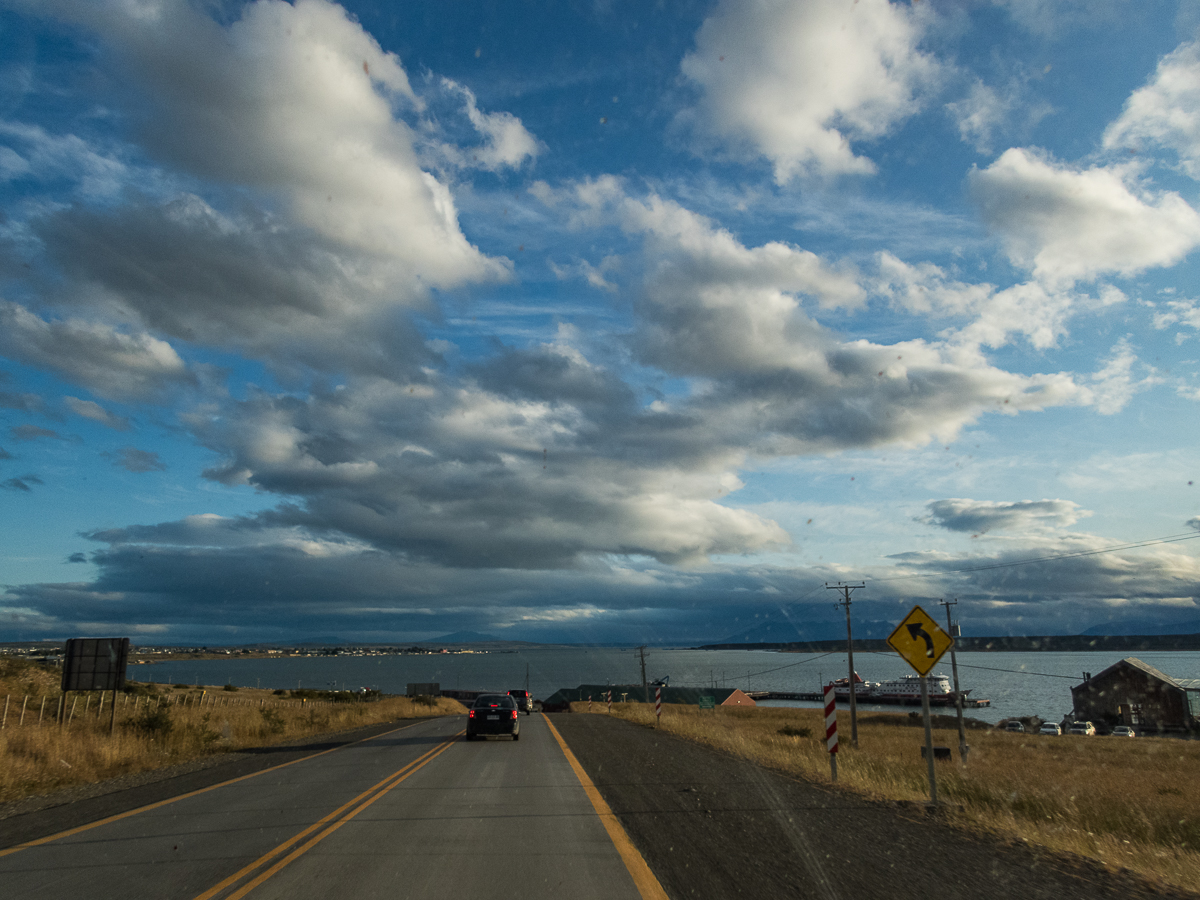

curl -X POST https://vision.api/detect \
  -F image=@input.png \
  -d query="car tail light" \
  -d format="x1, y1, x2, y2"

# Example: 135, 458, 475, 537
468, 709, 475, 719
512, 709, 518, 720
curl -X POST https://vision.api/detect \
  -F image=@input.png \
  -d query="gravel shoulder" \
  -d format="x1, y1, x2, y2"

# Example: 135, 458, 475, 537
551, 712, 1196, 900
0, 718, 421, 849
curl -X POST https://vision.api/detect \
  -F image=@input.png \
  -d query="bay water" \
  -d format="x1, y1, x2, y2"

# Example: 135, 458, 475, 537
140, 647, 1200, 726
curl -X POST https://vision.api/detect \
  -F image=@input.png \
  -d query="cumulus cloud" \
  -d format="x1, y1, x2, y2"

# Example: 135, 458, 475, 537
105, 447, 166, 473
1104, 40, 1200, 179
922, 498, 1087, 534
679, 0, 939, 180
0, 301, 190, 401
969, 148, 1200, 285
18, 0, 510, 380
64, 396, 130, 430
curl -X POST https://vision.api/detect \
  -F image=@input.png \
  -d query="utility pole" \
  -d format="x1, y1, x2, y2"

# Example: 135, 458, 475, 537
827, 581, 865, 748
938, 598, 968, 762
638, 646, 650, 703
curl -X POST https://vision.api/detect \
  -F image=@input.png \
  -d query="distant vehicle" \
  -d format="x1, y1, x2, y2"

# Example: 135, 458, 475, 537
1111, 725, 1137, 738
466, 694, 520, 741
507, 689, 533, 715
1067, 721, 1096, 736
1004, 720, 1026, 733
1039, 723, 1062, 735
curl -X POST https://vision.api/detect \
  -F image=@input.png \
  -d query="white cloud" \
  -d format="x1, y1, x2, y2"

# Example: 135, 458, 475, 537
1088, 339, 1160, 415
1104, 40, 1200, 179
0, 121, 128, 198
1150, 295, 1200, 331
64, 396, 131, 430
874, 251, 994, 317
679, 0, 940, 180
40, 0, 505, 288
946, 80, 1012, 154
441, 78, 541, 171
969, 148, 1200, 285
0, 301, 190, 401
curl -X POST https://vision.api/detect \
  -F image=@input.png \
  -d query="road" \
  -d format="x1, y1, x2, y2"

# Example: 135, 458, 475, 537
0, 714, 656, 900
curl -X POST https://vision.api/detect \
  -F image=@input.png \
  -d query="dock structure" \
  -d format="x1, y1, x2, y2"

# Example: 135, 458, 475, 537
746, 690, 989, 708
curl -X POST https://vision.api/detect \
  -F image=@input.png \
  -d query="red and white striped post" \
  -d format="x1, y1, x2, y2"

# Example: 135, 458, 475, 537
655, 684, 662, 726
823, 683, 839, 783
588, 695, 593, 711
607, 690, 612, 714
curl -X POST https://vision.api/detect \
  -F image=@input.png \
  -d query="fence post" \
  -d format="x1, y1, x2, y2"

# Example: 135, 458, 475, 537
1, 695, 8, 729
20, 695, 28, 726
68, 694, 79, 727
39, 696, 46, 725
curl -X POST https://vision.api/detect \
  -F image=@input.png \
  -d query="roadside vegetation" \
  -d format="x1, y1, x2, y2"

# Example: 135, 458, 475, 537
577, 701, 1200, 895
0, 658, 464, 804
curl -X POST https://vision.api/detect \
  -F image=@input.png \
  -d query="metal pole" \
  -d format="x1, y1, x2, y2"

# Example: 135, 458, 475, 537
920, 675, 938, 806
940, 598, 968, 762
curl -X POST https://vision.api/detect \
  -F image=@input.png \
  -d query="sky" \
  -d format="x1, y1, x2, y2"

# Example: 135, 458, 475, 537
2, 0, 1200, 646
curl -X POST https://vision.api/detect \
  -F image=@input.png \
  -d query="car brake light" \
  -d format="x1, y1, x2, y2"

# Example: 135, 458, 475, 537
469, 709, 475, 718
512, 709, 518, 720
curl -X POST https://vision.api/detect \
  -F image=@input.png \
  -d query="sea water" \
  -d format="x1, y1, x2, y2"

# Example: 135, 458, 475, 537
139, 647, 1200, 725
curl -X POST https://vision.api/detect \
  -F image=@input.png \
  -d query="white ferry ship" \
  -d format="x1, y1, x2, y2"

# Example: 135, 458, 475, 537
833, 671, 967, 704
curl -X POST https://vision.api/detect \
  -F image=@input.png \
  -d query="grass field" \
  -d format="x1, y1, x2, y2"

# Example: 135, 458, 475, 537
0, 658, 465, 804
579, 701, 1200, 895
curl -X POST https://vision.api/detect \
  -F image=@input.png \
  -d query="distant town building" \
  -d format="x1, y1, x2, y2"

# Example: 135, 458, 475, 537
1071, 657, 1200, 734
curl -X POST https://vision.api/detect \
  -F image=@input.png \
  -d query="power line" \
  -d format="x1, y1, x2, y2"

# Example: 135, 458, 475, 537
859, 649, 1079, 680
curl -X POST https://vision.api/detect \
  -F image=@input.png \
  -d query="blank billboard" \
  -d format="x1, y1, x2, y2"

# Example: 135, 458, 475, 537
61, 637, 130, 692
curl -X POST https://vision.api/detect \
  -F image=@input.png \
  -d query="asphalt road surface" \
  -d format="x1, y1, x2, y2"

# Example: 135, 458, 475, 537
0, 714, 650, 900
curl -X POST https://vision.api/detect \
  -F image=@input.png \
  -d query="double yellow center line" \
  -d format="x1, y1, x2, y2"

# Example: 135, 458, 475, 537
193, 734, 459, 900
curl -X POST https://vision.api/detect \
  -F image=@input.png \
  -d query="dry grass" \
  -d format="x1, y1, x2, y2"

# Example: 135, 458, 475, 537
0, 659, 464, 804
578, 701, 1200, 894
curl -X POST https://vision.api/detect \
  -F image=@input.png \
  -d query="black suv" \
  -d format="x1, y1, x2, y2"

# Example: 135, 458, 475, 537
507, 689, 533, 715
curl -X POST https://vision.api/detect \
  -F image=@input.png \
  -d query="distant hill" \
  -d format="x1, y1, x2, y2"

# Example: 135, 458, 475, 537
699, 633, 1200, 652
716, 619, 896, 645
1081, 618, 1200, 637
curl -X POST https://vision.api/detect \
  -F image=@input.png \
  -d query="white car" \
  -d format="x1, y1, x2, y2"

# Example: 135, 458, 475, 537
1110, 725, 1137, 737
1039, 723, 1062, 735
1067, 721, 1096, 736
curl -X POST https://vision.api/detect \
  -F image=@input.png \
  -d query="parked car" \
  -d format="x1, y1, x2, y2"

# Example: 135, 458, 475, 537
1111, 725, 1137, 737
1067, 721, 1096, 736
1004, 720, 1026, 733
465, 694, 520, 741
1039, 723, 1062, 735
507, 689, 533, 715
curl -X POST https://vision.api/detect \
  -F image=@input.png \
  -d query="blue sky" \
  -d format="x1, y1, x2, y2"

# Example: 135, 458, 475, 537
2, 0, 1200, 646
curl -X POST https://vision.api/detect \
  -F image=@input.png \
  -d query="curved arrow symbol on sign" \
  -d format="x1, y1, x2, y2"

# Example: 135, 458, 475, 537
906, 623, 936, 658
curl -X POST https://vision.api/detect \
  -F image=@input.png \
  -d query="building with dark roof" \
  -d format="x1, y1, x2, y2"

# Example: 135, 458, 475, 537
1071, 657, 1200, 734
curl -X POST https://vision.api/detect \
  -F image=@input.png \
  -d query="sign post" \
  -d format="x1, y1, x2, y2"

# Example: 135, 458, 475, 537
607, 690, 612, 714
655, 684, 662, 725
886, 607, 952, 806
823, 683, 838, 783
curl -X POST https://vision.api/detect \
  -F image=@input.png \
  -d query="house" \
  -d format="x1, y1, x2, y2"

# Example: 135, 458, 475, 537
1071, 657, 1200, 734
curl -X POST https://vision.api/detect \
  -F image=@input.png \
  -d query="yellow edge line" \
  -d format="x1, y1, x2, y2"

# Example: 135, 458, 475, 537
542, 714, 669, 900
224, 735, 460, 900
0, 719, 422, 859
191, 736, 454, 900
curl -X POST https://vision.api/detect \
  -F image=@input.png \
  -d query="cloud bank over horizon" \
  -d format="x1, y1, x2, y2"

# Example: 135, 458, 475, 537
1, 0, 1198, 644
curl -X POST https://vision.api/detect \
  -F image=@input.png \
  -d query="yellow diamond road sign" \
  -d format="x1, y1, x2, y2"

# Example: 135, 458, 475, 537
887, 605, 954, 676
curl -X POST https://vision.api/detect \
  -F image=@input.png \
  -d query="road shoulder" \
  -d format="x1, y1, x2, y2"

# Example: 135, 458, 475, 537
551, 712, 1197, 900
